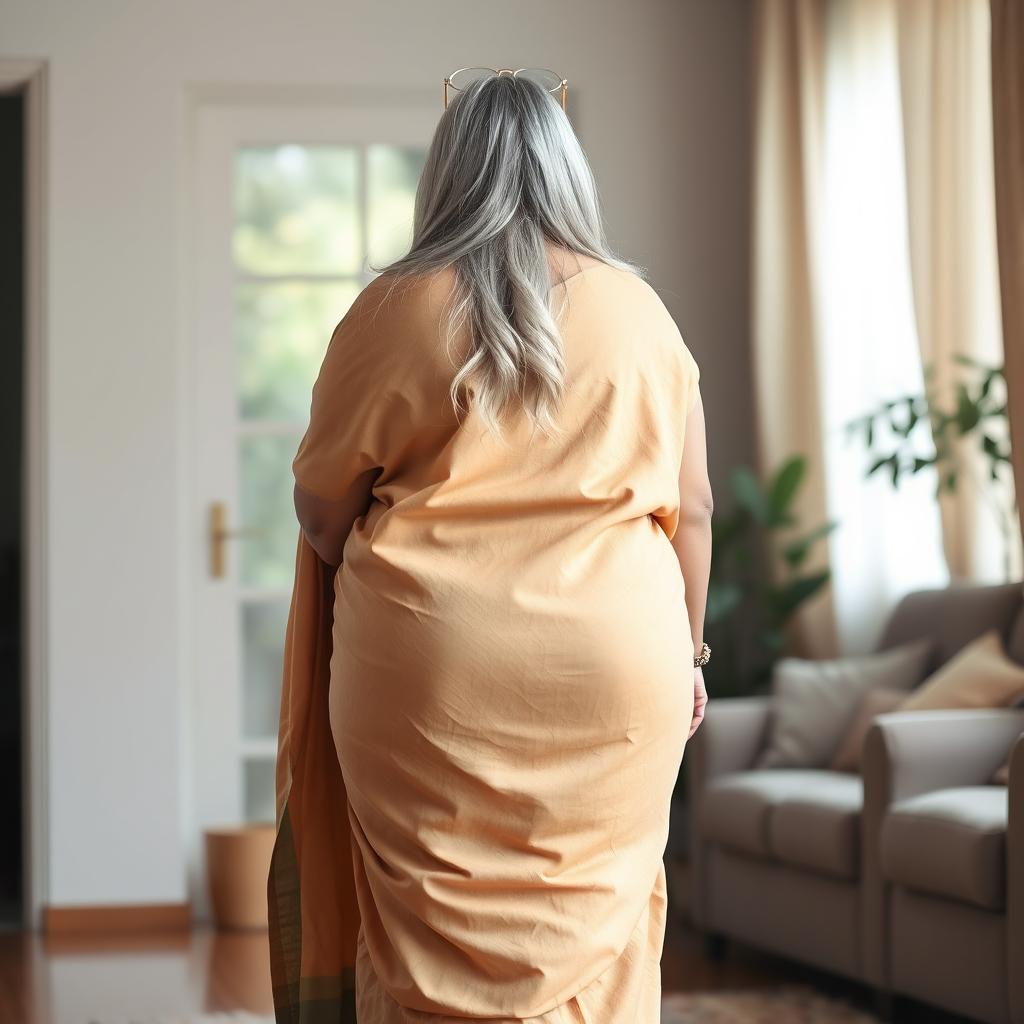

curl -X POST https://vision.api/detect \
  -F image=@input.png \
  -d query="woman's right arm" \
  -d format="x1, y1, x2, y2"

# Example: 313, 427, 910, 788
670, 391, 714, 738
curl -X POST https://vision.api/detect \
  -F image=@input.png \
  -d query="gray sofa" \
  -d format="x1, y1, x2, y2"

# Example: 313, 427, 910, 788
866, 713, 1023, 1022
687, 581, 1024, 1021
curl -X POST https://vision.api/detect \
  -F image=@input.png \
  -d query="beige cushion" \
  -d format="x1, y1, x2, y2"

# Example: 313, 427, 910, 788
881, 786, 1007, 910
769, 773, 863, 880
830, 688, 907, 773
700, 769, 863, 881
900, 629, 1024, 712
757, 640, 932, 769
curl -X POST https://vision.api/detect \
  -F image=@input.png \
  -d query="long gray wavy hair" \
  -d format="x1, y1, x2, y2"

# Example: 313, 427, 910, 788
375, 73, 643, 435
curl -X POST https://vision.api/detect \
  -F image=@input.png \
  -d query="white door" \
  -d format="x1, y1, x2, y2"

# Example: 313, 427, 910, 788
188, 96, 434, 917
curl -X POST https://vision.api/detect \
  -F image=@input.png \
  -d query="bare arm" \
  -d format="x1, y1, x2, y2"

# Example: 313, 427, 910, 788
294, 467, 380, 567
669, 392, 714, 737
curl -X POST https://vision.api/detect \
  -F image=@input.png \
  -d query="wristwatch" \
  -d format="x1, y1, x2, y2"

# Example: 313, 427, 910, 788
693, 642, 711, 668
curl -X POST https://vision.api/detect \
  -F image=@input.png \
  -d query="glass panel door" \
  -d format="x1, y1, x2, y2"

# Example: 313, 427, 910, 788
190, 98, 434, 919
231, 143, 425, 822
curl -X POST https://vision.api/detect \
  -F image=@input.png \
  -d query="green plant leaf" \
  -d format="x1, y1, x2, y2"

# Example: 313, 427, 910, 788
732, 466, 770, 523
955, 384, 981, 433
981, 434, 1009, 462
868, 454, 895, 477
768, 456, 806, 521
712, 510, 747, 550
706, 582, 744, 625
953, 353, 976, 367
767, 570, 831, 621
782, 520, 838, 567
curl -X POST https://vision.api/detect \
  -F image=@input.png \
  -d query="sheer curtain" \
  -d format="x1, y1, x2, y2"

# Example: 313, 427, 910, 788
751, 0, 838, 659
897, 0, 1018, 585
753, 0, 1011, 656
817, 0, 948, 654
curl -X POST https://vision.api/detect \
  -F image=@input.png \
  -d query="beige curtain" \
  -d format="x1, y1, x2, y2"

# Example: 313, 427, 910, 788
751, 0, 838, 658
897, 0, 1014, 583
991, 0, 1024, 560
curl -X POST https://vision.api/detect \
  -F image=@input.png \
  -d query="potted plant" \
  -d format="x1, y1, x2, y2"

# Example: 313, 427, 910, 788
704, 454, 837, 698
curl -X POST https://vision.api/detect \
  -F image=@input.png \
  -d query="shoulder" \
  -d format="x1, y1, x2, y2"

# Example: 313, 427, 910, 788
581, 265, 673, 327
326, 268, 457, 359
582, 266, 699, 375
344, 267, 460, 335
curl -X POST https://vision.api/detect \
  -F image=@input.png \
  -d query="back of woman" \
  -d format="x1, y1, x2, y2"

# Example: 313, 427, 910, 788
278, 70, 713, 1024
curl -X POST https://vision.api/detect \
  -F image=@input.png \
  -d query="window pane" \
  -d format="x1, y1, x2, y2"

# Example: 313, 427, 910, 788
239, 434, 302, 587
236, 281, 360, 421
234, 145, 360, 275
241, 599, 289, 740
367, 145, 426, 266
243, 757, 276, 825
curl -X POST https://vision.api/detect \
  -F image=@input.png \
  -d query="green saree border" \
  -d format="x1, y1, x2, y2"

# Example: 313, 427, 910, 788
267, 803, 358, 1023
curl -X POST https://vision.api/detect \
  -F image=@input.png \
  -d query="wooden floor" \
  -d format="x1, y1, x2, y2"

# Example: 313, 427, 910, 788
0, 858, 967, 1023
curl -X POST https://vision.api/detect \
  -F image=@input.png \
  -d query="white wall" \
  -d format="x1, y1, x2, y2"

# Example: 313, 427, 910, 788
0, 0, 753, 909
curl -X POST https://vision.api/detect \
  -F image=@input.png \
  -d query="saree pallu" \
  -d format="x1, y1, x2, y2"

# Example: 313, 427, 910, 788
269, 532, 359, 1021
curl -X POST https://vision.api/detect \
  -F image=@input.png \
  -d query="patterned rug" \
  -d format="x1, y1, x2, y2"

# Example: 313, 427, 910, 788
92, 989, 881, 1023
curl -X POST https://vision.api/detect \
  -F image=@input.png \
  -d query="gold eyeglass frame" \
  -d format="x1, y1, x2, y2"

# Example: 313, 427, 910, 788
444, 67, 568, 111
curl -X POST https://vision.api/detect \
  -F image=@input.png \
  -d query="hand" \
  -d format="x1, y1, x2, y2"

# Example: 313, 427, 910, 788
689, 666, 708, 740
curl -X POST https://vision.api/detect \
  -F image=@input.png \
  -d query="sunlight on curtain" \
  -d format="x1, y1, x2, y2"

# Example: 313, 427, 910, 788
818, 0, 948, 653
898, 0, 1016, 585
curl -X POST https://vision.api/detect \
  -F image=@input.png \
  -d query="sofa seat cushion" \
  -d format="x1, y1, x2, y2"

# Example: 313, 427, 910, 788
700, 770, 863, 879
769, 774, 864, 879
880, 786, 1007, 910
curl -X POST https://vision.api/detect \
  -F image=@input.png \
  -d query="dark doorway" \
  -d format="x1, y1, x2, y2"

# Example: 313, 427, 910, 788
0, 90, 25, 927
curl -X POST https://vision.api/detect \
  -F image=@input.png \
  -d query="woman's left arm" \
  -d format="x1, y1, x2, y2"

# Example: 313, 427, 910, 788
291, 284, 397, 566
294, 467, 379, 567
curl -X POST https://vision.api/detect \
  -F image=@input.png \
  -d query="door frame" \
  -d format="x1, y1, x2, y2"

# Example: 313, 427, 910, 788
0, 57, 50, 930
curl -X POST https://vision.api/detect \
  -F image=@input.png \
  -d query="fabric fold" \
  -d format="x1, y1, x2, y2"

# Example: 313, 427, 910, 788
268, 264, 698, 1022
269, 531, 361, 1023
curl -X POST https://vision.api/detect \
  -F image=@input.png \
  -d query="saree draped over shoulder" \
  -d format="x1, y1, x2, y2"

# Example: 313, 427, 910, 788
269, 264, 701, 1024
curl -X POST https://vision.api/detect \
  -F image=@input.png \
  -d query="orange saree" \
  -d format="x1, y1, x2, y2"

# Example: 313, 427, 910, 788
267, 266, 699, 1023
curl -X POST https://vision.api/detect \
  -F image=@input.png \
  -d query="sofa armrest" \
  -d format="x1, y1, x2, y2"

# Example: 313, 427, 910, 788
686, 695, 772, 795
860, 709, 1024, 986
864, 709, 1024, 802
685, 695, 771, 930
1008, 734, 1024, 1022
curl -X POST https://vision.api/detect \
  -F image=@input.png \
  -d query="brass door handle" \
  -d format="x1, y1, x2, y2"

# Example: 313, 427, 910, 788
209, 501, 266, 579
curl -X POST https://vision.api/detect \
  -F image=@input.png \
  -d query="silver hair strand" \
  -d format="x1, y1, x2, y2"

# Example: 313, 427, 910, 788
373, 73, 644, 436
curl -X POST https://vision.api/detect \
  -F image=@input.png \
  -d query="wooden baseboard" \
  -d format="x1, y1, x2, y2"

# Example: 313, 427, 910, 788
43, 902, 192, 934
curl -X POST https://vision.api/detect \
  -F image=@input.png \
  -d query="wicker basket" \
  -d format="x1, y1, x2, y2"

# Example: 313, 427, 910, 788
204, 825, 276, 930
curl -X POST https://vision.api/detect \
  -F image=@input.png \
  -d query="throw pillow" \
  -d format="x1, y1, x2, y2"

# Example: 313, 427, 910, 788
757, 639, 933, 770
830, 688, 908, 773
899, 629, 1024, 712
